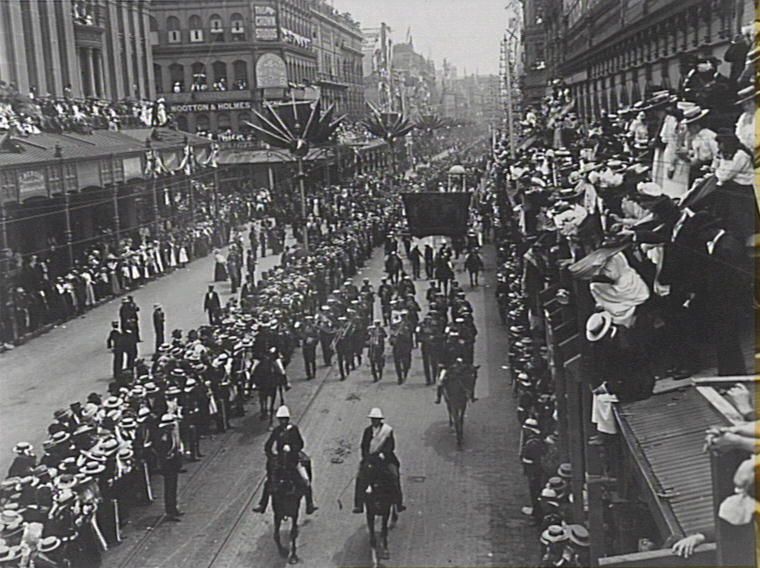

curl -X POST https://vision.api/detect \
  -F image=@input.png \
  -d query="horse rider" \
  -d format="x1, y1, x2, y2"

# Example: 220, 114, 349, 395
353, 408, 406, 514
298, 315, 319, 381
435, 357, 478, 403
398, 274, 416, 297
253, 405, 318, 515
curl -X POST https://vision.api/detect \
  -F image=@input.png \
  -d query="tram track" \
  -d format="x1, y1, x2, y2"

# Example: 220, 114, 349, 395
115, 357, 338, 568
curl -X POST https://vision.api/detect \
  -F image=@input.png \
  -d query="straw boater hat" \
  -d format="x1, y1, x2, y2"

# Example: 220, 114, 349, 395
567, 524, 590, 548
736, 85, 756, 106
586, 311, 613, 342
682, 106, 710, 124
541, 524, 569, 545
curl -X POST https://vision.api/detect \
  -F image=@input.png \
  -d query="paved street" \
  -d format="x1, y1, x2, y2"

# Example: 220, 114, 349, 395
0, 228, 283, 476
99, 242, 539, 568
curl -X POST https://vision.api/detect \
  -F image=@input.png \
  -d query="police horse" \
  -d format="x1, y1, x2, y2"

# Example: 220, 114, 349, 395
361, 455, 399, 568
252, 349, 287, 428
270, 456, 307, 564
441, 365, 479, 448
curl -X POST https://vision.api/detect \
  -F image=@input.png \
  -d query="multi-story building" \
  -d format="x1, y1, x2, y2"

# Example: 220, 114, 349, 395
544, 0, 754, 123
150, 0, 321, 134
0, 0, 155, 100
520, 0, 547, 107
361, 23, 393, 110
391, 38, 437, 116
310, 2, 364, 119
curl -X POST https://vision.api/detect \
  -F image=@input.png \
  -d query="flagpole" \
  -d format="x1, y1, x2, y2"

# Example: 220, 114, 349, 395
146, 139, 160, 237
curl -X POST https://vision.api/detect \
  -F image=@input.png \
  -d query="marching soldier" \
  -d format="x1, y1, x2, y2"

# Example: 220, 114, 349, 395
317, 307, 336, 366
335, 316, 352, 380
299, 315, 319, 380
378, 278, 394, 325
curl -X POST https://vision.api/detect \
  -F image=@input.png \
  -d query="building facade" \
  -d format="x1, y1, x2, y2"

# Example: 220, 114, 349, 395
0, 0, 155, 100
391, 39, 437, 116
520, 0, 547, 107
150, 0, 323, 135
310, 2, 364, 119
544, 0, 754, 123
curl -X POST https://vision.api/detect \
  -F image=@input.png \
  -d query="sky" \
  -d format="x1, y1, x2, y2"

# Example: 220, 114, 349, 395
329, 0, 507, 76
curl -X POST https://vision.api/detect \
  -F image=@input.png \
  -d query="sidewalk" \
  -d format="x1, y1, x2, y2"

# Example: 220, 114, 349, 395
0, 226, 289, 475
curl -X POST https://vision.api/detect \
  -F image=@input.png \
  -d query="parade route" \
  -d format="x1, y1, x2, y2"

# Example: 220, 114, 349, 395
0, 229, 284, 476
100, 242, 538, 568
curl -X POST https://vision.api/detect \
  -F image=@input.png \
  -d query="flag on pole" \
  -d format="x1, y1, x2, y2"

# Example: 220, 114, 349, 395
401, 192, 472, 237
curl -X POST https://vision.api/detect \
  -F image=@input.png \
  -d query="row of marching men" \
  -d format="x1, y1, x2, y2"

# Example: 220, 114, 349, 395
494, 239, 590, 568
0, 192, 396, 568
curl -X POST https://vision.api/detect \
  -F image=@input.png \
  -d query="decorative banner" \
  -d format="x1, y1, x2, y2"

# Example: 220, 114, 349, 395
18, 169, 48, 199
256, 53, 288, 89
401, 192, 472, 237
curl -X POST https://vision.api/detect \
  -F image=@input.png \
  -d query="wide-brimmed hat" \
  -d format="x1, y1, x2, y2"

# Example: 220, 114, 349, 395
0, 544, 22, 562
558, 463, 572, 479
644, 90, 677, 109
37, 535, 62, 553
81, 461, 105, 476
49, 431, 70, 446
368, 407, 384, 419
103, 396, 122, 410
54, 473, 77, 490
159, 413, 176, 428
541, 524, 568, 544
683, 106, 710, 124
567, 524, 590, 548
586, 311, 613, 342
736, 85, 758, 106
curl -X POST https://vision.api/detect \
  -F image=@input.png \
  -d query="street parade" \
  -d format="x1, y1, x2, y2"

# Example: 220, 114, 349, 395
0, 0, 758, 567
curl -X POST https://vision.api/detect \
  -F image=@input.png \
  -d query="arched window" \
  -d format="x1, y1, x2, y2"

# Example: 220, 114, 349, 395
168, 63, 184, 91
196, 113, 210, 133
212, 61, 227, 86
167, 16, 181, 43
217, 112, 231, 131
209, 14, 224, 32
176, 115, 188, 132
231, 13, 245, 38
153, 63, 163, 93
232, 60, 248, 89
209, 14, 224, 42
191, 62, 207, 90
238, 111, 252, 132
189, 15, 203, 42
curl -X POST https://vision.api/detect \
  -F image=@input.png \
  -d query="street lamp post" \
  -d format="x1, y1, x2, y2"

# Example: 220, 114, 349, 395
145, 139, 160, 237
110, 153, 121, 247
296, 155, 309, 252
55, 144, 74, 268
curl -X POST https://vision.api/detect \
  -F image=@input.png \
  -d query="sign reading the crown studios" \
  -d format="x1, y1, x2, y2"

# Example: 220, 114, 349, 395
173, 101, 253, 113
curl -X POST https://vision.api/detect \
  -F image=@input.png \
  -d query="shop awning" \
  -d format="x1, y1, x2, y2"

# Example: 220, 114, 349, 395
218, 146, 331, 165
614, 386, 731, 540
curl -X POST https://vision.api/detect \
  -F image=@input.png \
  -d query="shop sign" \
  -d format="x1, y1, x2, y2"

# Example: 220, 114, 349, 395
254, 4, 277, 40
173, 101, 253, 113
17, 169, 47, 199
256, 53, 288, 88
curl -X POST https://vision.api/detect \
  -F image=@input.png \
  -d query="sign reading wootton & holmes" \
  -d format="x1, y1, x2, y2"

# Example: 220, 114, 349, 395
173, 101, 253, 113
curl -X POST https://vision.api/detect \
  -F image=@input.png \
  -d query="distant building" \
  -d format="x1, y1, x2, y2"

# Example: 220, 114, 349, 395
0, 0, 155, 100
391, 37, 437, 116
310, 2, 364, 119
543, 0, 754, 122
149, 0, 335, 134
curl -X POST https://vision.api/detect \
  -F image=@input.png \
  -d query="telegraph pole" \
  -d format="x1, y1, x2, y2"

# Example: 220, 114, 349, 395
500, 34, 516, 159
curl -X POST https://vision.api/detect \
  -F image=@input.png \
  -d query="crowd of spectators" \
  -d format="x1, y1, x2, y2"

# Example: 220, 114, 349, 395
0, 82, 166, 136
0, 163, 407, 566
488, 31, 757, 566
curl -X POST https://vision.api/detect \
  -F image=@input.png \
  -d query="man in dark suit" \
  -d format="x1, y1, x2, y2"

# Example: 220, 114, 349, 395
353, 407, 406, 513
203, 285, 221, 325
106, 321, 124, 379
156, 414, 183, 521
253, 405, 317, 514
152, 304, 165, 351
119, 296, 141, 341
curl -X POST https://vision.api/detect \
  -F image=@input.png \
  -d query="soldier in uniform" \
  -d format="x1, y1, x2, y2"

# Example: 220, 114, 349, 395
378, 278, 394, 325
335, 316, 352, 381
417, 314, 444, 385
317, 306, 336, 366
253, 405, 317, 515
299, 315, 319, 380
